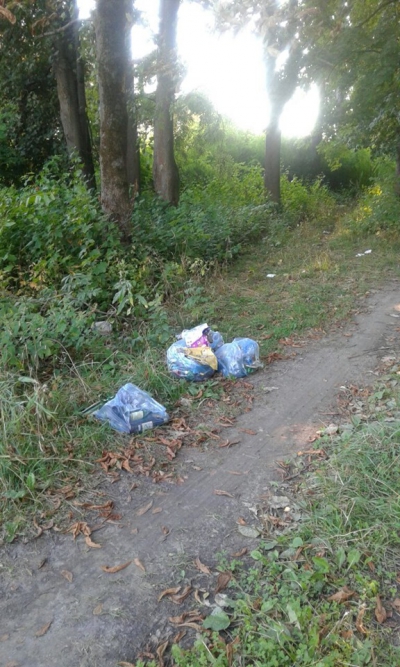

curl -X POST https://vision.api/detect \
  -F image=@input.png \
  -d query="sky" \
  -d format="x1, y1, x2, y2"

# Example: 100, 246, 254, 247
78, 0, 319, 137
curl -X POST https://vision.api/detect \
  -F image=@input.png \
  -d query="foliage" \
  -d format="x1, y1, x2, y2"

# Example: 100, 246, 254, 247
342, 162, 400, 234
280, 174, 336, 224
0, 0, 64, 185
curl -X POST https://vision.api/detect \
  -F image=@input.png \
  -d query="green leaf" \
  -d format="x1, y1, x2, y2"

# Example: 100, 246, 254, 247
312, 556, 330, 573
347, 549, 361, 568
203, 610, 230, 632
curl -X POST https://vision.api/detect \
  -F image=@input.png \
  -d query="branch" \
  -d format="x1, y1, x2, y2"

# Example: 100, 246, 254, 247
37, 16, 90, 38
354, 0, 398, 29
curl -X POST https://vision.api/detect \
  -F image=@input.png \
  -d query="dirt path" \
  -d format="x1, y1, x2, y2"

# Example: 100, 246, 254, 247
1, 282, 400, 667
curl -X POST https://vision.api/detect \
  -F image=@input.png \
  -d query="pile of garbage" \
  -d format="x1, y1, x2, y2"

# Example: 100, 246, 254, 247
92, 323, 262, 434
167, 322, 262, 382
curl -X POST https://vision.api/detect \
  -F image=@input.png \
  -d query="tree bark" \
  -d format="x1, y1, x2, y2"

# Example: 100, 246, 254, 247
125, 25, 140, 196
153, 0, 180, 206
53, 1, 95, 189
264, 116, 282, 203
95, 0, 132, 240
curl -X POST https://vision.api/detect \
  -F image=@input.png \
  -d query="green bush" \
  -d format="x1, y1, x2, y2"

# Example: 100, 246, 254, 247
343, 166, 400, 234
280, 174, 336, 225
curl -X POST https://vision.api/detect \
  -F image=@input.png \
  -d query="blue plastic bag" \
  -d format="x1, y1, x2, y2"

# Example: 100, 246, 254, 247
216, 338, 262, 378
93, 383, 169, 434
167, 339, 216, 382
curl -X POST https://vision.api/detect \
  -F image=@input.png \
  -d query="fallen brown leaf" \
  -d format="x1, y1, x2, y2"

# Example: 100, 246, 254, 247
152, 507, 162, 514
136, 500, 153, 516
231, 547, 248, 558
172, 630, 186, 643
101, 561, 132, 574
156, 640, 168, 665
215, 572, 232, 594
85, 535, 101, 549
356, 603, 368, 634
134, 558, 146, 573
239, 428, 257, 435
169, 613, 186, 624
93, 603, 103, 615
118, 662, 136, 667
158, 586, 181, 602
61, 570, 73, 583
375, 595, 387, 624
237, 517, 246, 525
161, 526, 170, 535
0, 634, 9, 642
195, 557, 211, 575
392, 597, 400, 612
176, 621, 202, 631
214, 489, 234, 498
341, 629, 353, 639
5, 662, 19, 667
35, 620, 52, 637
170, 585, 192, 604
226, 636, 240, 667
327, 586, 355, 603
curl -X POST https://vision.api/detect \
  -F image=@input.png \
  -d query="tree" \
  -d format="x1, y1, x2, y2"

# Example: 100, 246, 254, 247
216, 0, 306, 203
94, 0, 133, 240
153, 0, 180, 205
302, 0, 400, 186
51, 0, 95, 189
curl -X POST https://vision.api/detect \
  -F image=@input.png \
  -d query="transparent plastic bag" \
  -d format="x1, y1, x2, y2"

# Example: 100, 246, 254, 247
216, 338, 262, 378
167, 339, 216, 382
233, 338, 263, 371
93, 383, 169, 434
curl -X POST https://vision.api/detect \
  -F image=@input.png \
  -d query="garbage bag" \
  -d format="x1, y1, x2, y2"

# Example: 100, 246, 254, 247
233, 338, 263, 371
180, 323, 209, 348
167, 339, 216, 382
93, 383, 169, 434
216, 338, 262, 378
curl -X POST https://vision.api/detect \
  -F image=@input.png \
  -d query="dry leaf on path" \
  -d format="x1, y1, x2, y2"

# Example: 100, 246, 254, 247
35, 620, 52, 637
85, 535, 101, 549
1, 634, 10, 642
136, 501, 153, 516
158, 586, 181, 602
61, 570, 73, 583
237, 517, 246, 525
101, 561, 132, 574
375, 595, 387, 624
195, 557, 211, 574
93, 603, 103, 615
176, 621, 202, 631
118, 662, 136, 667
239, 428, 257, 435
156, 640, 168, 664
214, 490, 234, 498
5, 662, 19, 667
161, 526, 170, 535
327, 586, 355, 603
173, 630, 186, 643
152, 507, 162, 514
392, 598, 400, 612
170, 585, 192, 604
134, 558, 146, 573
215, 572, 232, 594
231, 547, 247, 558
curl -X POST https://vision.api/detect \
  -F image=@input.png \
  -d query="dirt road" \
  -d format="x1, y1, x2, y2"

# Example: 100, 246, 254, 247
1, 282, 400, 667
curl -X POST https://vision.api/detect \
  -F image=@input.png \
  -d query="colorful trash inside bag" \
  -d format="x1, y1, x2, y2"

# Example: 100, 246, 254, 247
93, 383, 169, 434
167, 339, 217, 382
216, 338, 262, 378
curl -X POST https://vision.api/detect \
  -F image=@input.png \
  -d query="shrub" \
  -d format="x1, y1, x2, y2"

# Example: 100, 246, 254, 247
280, 174, 336, 225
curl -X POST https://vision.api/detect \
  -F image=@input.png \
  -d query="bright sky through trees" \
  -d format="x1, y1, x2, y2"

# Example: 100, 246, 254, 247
79, 0, 319, 137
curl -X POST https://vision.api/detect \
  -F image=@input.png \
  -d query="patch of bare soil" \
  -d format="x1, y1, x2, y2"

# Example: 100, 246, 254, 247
1, 282, 400, 667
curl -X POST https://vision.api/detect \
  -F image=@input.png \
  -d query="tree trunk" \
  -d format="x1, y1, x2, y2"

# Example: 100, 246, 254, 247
264, 115, 281, 204
53, 1, 95, 189
125, 25, 140, 196
153, 0, 180, 206
95, 0, 132, 240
